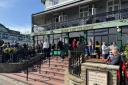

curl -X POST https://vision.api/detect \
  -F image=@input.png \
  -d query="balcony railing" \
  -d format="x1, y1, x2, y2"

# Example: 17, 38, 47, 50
40, 8, 128, 30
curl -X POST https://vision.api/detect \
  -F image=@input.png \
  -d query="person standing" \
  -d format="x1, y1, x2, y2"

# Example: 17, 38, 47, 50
95, 41, 101, 58
109, 42, 118, 52
57, 38, 64, 61
88, 38, 93, 55
101, 42, 109, 59
43, 39, 49, 60
71, 39, 77, 49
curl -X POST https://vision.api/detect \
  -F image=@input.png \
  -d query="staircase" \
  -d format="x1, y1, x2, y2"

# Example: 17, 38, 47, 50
0, 56, 69, 85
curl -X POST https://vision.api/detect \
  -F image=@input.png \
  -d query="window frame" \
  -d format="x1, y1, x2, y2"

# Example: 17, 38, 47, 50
79, 5, 89, 18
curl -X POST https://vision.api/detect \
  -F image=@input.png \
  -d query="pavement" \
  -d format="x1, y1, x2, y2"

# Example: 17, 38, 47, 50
0, 75, 28, 85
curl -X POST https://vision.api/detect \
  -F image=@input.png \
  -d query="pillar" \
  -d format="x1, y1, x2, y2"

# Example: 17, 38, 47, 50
83, 31, 88, 44
64, 32, 69, 43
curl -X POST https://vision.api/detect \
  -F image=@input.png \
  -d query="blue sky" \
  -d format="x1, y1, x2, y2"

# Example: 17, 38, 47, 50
0, 0, 44, 34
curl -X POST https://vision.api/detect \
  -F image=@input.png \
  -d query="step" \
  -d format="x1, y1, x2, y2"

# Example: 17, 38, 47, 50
43, 63, 68, 68
48, 60, 69, 65
41, 69, 64, 77
0, 73, 47, 85
13, 73, 64, 85
30, 72, 64, 82
41, 66, 66, 72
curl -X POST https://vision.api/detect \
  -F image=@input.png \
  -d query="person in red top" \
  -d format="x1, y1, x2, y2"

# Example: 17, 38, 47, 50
71, 39, 77, 49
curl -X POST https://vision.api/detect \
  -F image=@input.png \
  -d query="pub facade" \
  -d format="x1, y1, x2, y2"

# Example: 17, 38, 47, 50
32, 0, 128, 49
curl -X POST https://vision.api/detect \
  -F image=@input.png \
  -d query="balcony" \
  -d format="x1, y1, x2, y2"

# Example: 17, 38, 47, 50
39, 8, 128, 31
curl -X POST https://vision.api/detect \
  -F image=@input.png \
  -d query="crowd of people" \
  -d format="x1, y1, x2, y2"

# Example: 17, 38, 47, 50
35, 37, 124, 65
0, 42, 35, 63
0, 37, 124, 65
70, 38, 122, 65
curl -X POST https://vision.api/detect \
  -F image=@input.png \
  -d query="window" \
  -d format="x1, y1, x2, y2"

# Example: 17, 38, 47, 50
54, 14, 68, 22
94, 29, 108, 36
109, 28, 116, 34
55, 17, 59, 22
79, 5, 89, 18
109, 35, 117, 44
107, 0, 120, 12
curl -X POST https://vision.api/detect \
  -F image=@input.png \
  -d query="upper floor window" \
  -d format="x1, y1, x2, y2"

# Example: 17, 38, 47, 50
54, 13, 68, 23
79, 5, 89, 18
107, 0, 121, 12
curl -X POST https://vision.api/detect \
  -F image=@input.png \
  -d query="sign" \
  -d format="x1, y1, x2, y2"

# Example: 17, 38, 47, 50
87, 70, 108, 85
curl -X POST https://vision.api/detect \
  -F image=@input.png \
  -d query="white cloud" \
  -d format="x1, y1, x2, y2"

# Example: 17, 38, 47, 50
8, 25, 31, 34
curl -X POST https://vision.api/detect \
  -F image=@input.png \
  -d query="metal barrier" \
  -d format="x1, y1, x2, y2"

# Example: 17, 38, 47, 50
25, 51, 51, 81
69, 50, 85, 77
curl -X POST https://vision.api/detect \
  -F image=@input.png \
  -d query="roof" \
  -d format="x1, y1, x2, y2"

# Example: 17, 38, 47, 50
0, 23, 9, 32
0, 23, 6, 28
0, 23, 20, 35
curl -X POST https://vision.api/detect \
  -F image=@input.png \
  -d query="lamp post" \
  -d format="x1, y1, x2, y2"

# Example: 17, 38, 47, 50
116, 26, 122, 51
117, 26, 121, 32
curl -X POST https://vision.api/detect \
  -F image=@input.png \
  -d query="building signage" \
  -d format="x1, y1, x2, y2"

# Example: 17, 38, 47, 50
87, 70, 108, 85
57, 25, 93, 33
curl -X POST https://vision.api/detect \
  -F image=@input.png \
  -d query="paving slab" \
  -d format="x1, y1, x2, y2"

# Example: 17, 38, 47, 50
0, 75, 28, 85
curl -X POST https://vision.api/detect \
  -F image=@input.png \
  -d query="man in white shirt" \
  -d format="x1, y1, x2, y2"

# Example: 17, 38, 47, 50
102, 42, 109, 59
43, 39, 49, 59
43, 40, 49, 49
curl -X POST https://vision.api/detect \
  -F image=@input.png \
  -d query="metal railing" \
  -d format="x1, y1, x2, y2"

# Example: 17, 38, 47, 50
25, 50, 51, 81
40, 8, 128, 30
69, 49, 85, 77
